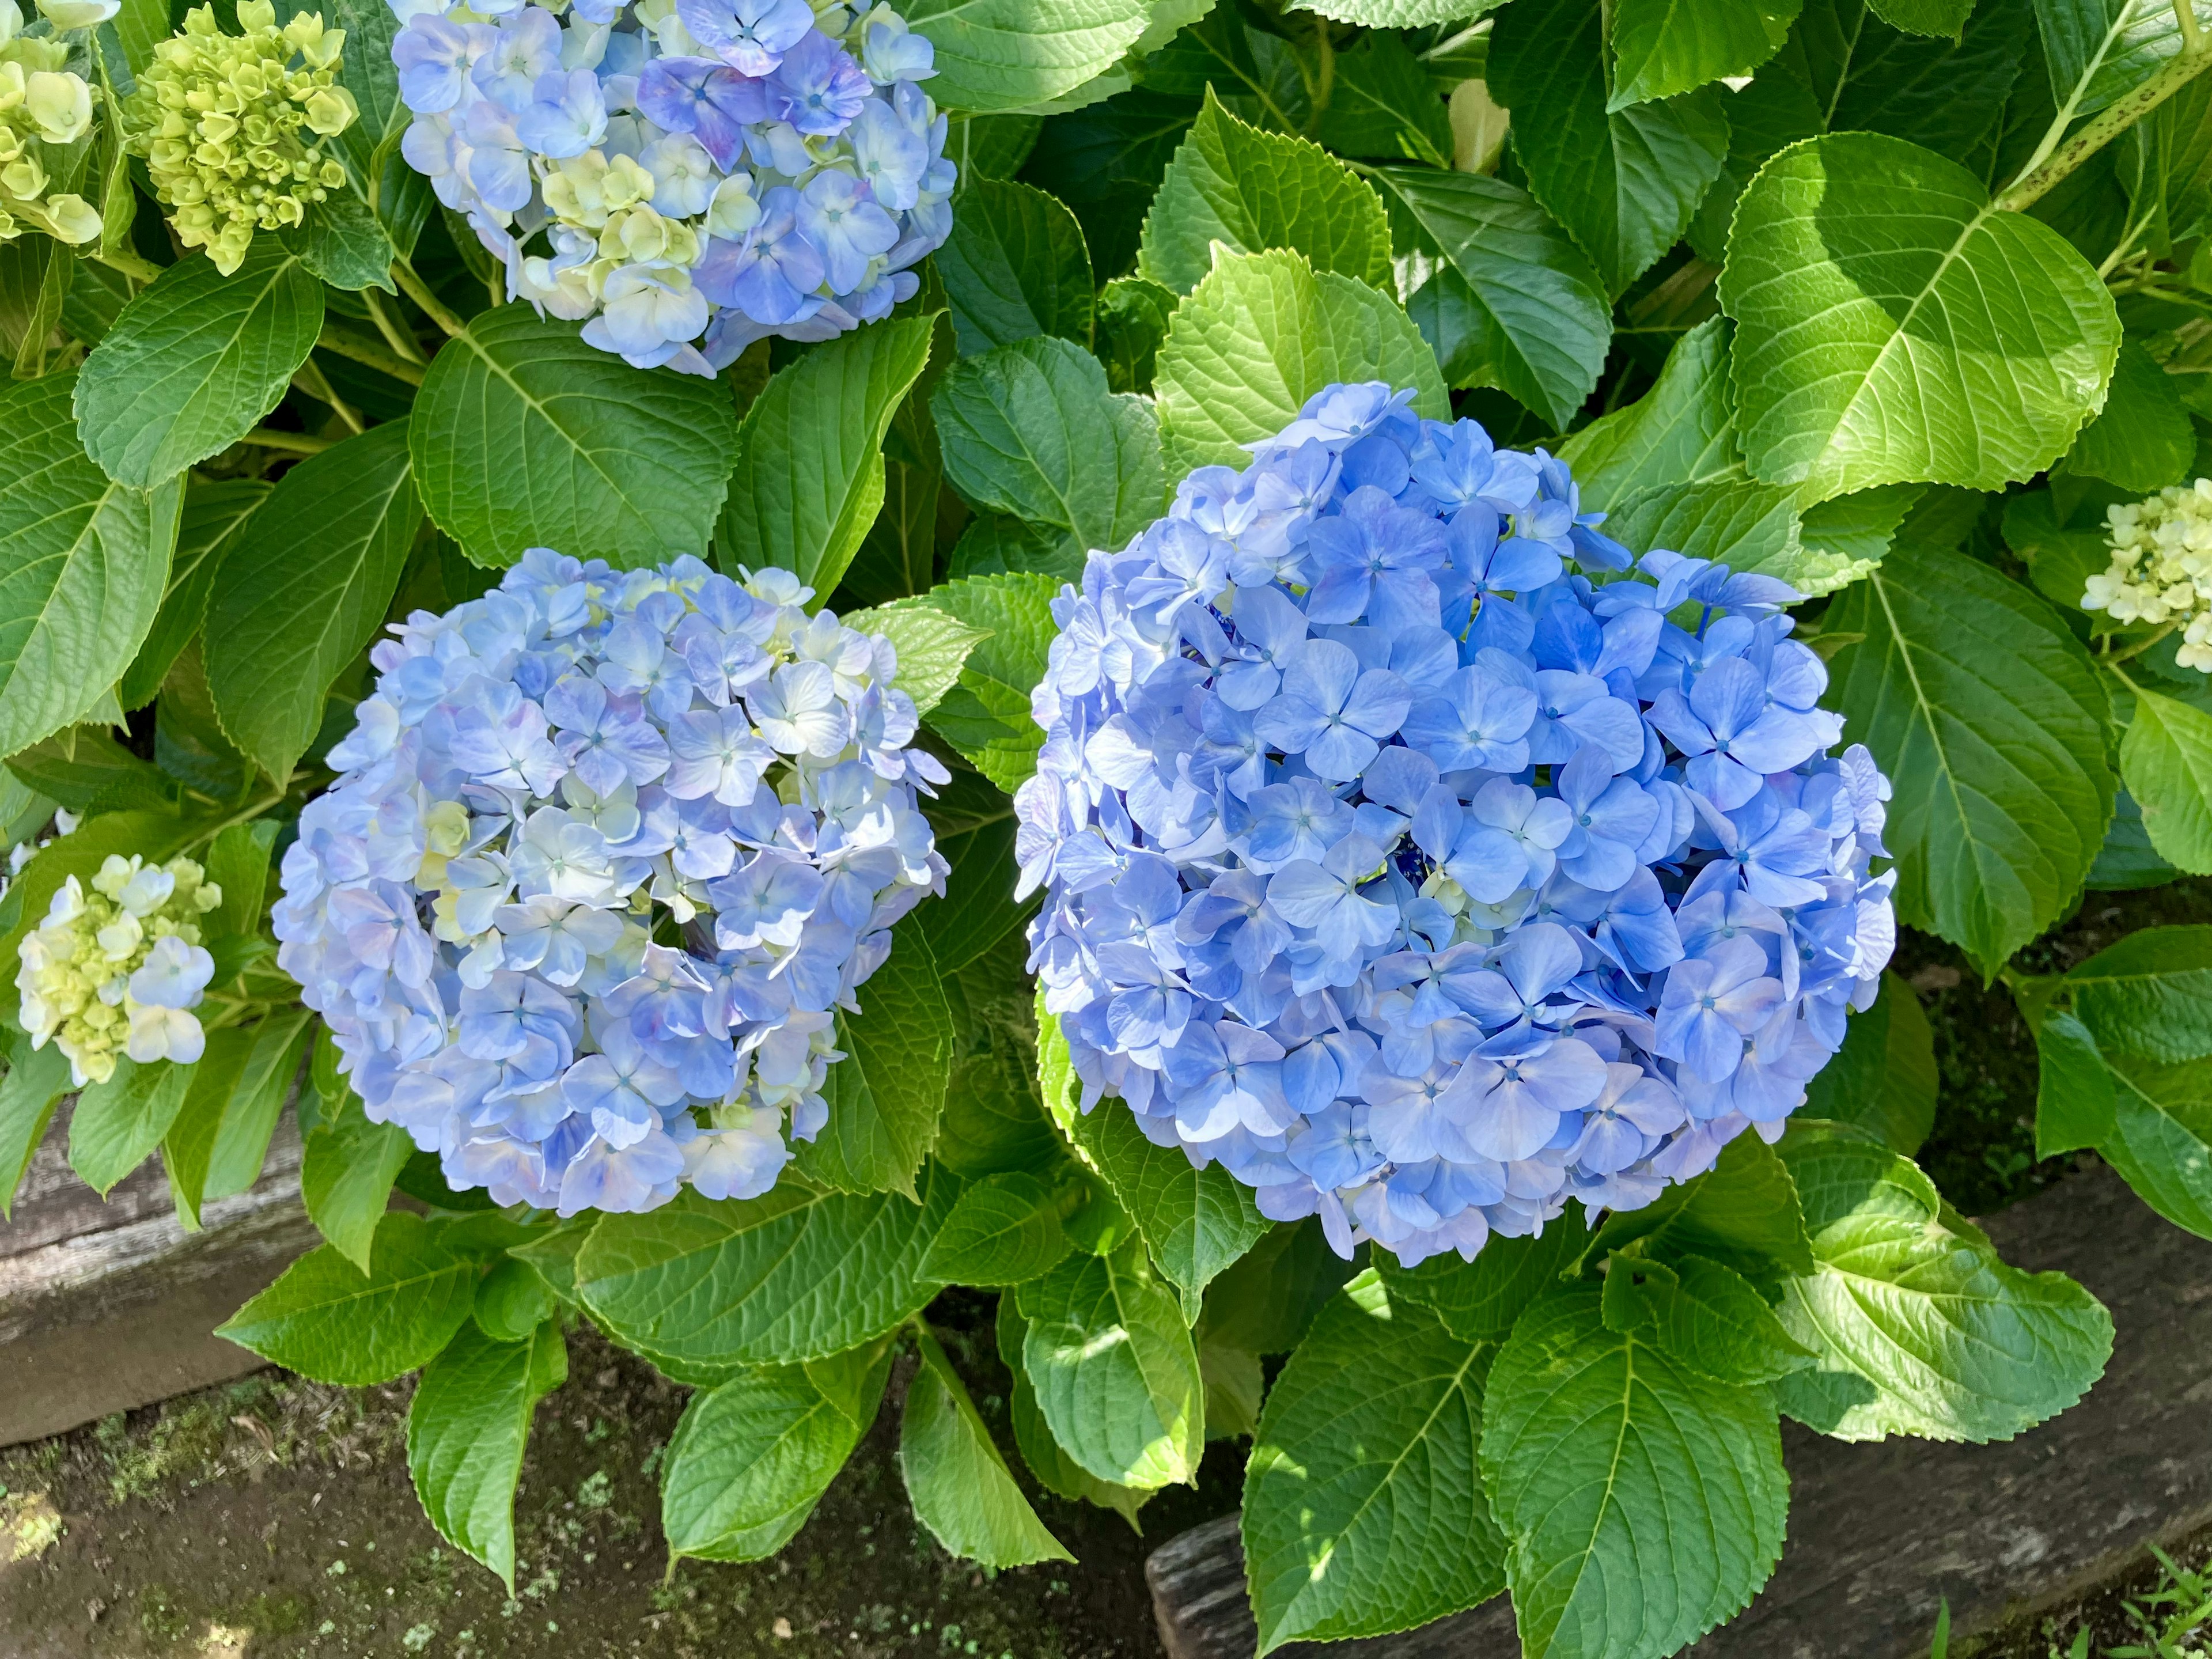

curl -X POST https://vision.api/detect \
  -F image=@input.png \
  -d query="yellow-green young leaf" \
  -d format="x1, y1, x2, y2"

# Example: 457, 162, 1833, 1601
920, 1171, 1071, 1285
411, 307, 740, 569
794, 929, 953, 1198
1152, 249, 1448, 477
1801, 971, 1938, 1154
1772, 1123, 2113, 1442
203, 419, 422, 783
938, 179, 1094, 353
576, 1168, 960, 1371
2065, 926, 2212, 1062
2034, 1008, 2118, 1158
835, 601, 986, 718
910, 572, 1058, 791
1823, 546, 2115, 976
1138, 90, 1392, 296
1369, 166, 1612, 431
661, 1339, 893, 1562
901, 1323, 1072, 1567
1482, 1285, 1787, 1659
2065, 340, 2194, 493
1298, 0, 1495, 20
165, 1011, 310, 1230
904, 0, 1151, 113
119, 476, 267, 713
714, 313, 934, 597
1244, 1270, 1504, 1649
996, 1293, 1153, 1526
473, 1256, 556, 1341
218, 1210, 481, 1385
0, 374, 181, 759
301, 1065, 415, 1272
2122, 687, 2212, 875
407, 1320, 566, 1590
931, 335, 1164, 567
0, 1034, 72, 1219
1721, 132, 2120, 498
1599, 1252, 1815, 1385
74, 242, 324, 487
70, 1058, 194, 1196
1611, 0, 1801, 107
1490, 0, 1730, 296
1016, 1241, 1203, 1488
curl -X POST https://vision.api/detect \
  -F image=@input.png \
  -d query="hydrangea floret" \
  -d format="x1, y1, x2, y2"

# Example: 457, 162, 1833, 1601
0, 0, 106, 246
1017, 383, 1899, 1266
2082, 477, 2212, 672
18, 852, 222, 1086
271, 551, 949, 1216
122, 0, 357, 274
388, 0, 952, 373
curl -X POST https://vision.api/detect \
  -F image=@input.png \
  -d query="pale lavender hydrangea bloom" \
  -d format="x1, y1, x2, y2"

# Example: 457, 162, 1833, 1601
274, 551, 949, 1216
387, 0, 953, 374
1017, 384, 1896, 1267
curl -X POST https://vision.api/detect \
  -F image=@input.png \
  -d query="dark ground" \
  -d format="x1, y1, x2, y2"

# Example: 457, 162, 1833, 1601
5, 884, 2210, 1659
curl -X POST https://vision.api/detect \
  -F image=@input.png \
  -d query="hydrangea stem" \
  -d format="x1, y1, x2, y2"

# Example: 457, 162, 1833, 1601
239, 428, 334, 456
319, 316, 426, 386
1998, 26, 2212, 214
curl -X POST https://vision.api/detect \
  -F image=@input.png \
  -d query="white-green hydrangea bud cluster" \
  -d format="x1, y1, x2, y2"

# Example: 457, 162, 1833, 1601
0, 0, 103, 246
17, 852, 223, 1086
2082, 478, 2212, 673
123, 0, 357, 275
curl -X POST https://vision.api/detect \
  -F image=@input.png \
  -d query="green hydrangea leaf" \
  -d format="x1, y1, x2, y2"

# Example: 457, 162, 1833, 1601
2036, 0, 2212, 119
118, 476, 267, 713
407, 1320, 566, 1590
931, 334, 1164, 567
901, 1323, 1073, 1567
920, 1171, 1071, 1286
74, 242, 324, 487
1490, 0, 1730, 296
1153, 248, 1448, 476
794, 929, 954, 1199
411, 308, 740, 569
1801, 972, 1938, 1154
1482, 1285, 1788, 1659
835, 601, 986, 719
203, 419, 422, 783
301, 1052, 416, 1273
1600, 1253, 1815, 1385
1244, 1269, 1505, 1650
905, 0, 1153, 113
1373, 1218, 1590, 1343
714, 313, 934, 597
938, 177, 1095, 353
165, 1010, 310, 1231
218, 1210, 482, 1385
0, 373, 181, 760
1138, 90, 1392, 296
1772, 1123, 2113, 1441
2121, 684, 2212, 879
0, 1032, 72, 1220
2063, 341, 2194, 493
996, 1293, 1153, 1525
1369, 166, 1612, 430
70, 1056, 194, 1198
2063, 926, 2212, 1062
2032, 1008, 2119, 1158
1823, 545, 2115, 976
472, 1257, 556, 1343
2082, 1049, 2212, 1239
1721, 131, 2120, 498
1016, 1241, 1203, 1488
908, 572, 1058, 791
1096, 275, 1179, 395
1867, 0, 1972, 31
1194, 1217, 1360, 1358
660, 1339, 893, 1562
1611, 0, 1802, 106
576, 1168, 959, 1371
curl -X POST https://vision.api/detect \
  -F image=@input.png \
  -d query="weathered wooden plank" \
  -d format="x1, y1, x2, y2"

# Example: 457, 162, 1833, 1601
1147, 1163, 2212, 1659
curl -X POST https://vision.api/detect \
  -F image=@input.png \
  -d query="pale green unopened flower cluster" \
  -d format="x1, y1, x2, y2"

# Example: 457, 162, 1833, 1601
17, 853, 222, 1087
123, 0, 356, 274
0, 0, 102, 246
2082, 478, 2212, 673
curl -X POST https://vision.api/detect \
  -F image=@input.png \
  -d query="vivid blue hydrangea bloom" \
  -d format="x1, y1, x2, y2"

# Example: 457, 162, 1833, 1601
387, 0, 952, 374
1017, 384, 1897, 1266
273, 552, 949, 1215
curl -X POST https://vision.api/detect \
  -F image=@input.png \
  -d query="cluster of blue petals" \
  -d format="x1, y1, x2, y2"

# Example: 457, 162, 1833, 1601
388, 0, 951, 373
273, 551, 949, 1215
1017, 385, 1898, 1266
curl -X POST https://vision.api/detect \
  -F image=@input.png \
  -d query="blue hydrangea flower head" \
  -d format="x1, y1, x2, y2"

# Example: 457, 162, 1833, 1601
274, 552, 950, 1215
388, 0, 952, 373
1017, 385, 1897, 1266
